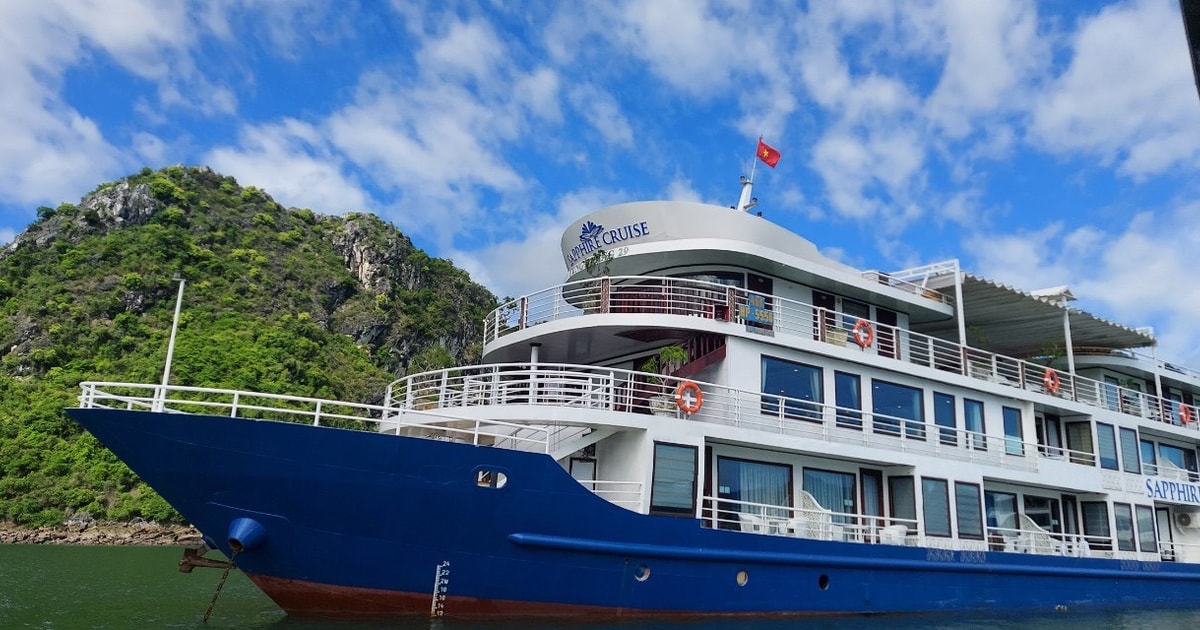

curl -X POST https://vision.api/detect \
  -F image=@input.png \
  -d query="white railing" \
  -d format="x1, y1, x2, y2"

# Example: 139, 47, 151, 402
76, 381, 553, 453
386, 363, 1047, 473
704, 496, 920, 544
484, 275, 1199, 434
579, 480, 643, 512
706, 494, 1183, 562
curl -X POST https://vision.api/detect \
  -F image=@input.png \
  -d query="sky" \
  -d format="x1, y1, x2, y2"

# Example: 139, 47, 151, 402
2, 0, 1199, 364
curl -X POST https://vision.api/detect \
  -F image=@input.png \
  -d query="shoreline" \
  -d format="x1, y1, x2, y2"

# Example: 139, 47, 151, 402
0, 521, 203, 546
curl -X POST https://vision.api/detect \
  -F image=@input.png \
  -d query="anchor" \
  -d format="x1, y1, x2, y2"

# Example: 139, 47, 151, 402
176, 542, 238, 623
177, 543, 233, 573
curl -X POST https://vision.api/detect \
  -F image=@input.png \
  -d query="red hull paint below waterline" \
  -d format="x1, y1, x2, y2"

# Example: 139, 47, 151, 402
249, 573, 642, 619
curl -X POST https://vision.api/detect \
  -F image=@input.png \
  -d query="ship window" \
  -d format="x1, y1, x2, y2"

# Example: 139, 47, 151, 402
1158, 443, 1198, 480
872, 380, 924, 439
933, 392, 956, 446
963, 399, 986, 450
1135, 505, 1157, 553
1023, 495, 1061, 533
761, 357, 823, 422
1002, 407, 1023, 456
718, 457, 792, 524
888, 477, 916, 532
834, 371, 862, 429
1096, 423, 1118, 470
1119, 428, 1140, 474
674, 271, 744, 288
802, 468, 855, 524
1065, 422, 1095, 466
985, 491, 1018, 535
954, 483, 984, 540
1081, 502, 1111, 551
1140, 439, 1157, 475
1113, 503, 1136, 552
475, 469, 508, 489
650, 443, 697, 516
921, 478, 951, 537
840, 298, 870, 330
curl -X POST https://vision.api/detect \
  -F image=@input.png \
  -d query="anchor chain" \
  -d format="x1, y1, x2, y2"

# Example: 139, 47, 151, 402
202, 548, 238, 624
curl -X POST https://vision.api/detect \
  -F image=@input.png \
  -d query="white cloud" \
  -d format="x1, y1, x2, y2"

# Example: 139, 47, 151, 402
568, 84, 634, 147
1032, 0, 1200, 176
206, 118, 371, 212
454, 188, 628, 298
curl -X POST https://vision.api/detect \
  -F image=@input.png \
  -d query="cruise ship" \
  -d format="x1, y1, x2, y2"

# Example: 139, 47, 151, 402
68, 189, 1200, 618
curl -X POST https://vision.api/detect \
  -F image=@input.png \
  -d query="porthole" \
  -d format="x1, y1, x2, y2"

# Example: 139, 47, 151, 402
818, 574, 830, 591
735, 570, 749, 586
634, 565, 651, 582
475, 468, 508, 488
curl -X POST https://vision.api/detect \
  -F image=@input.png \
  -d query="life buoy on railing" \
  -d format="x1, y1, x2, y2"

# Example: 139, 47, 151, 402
852, 319, 874, 349
1043, 369, 1061, 394
1182, 404, 1194, 425
674, 381, 703, 414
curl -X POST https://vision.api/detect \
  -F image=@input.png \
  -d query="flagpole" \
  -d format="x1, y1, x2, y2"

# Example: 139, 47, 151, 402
737, 137, 759, 212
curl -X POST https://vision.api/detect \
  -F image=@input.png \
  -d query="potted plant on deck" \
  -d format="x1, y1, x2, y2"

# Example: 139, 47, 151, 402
640, 344, 689, 416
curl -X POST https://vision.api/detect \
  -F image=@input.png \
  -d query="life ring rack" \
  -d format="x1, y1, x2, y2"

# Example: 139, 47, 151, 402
852, 319, 874, 349
1043, 369, 1061, 394
675, 381, 703, 414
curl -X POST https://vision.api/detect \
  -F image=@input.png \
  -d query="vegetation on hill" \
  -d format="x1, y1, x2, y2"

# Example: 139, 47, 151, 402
0, 166, 498, 527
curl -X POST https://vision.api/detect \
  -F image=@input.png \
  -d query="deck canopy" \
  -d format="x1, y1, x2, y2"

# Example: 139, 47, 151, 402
915, 273, 1154, 359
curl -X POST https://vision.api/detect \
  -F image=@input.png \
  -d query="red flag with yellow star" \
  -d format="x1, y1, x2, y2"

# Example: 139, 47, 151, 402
756, 137, 781, 168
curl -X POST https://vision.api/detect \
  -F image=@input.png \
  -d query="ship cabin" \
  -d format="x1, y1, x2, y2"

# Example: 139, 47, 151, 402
387, 200, 1200, 563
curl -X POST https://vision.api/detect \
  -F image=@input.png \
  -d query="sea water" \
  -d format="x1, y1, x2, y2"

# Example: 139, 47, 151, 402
3, 544, 1200, 629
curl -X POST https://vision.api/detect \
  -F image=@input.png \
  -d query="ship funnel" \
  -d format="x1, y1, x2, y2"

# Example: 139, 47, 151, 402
227, 517, 267, 553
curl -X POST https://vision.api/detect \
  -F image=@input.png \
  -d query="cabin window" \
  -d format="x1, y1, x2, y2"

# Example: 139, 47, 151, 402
1140, 439, 1157, 475
933, 392, 956, 446
1023, 495, 1061, 533
650, 443, 697, 516
761, 357, 823, 422
963, 398, 986, 450
802, 468, 856, 524
1001, 407, 1023, 456
888, 477, 916, 532
872, 380, 925, 439
985, 491, 1018, 537
834, 371, 862, 429
921, 478, 951, 537
1135, 505, 1157, 553
1158, 443, 1199, 480
674, 271, 744, 288
954, 483, 984, 540
1113, 503, 1136, 552
840, 298, 870, 330
1119, 428, 1140, 474
1065, 422, 1095, 466
1035, 413, 1063, 457
1081, 502, 1111, 550
717, 456, 792, 523
1096, 423, 1119, 470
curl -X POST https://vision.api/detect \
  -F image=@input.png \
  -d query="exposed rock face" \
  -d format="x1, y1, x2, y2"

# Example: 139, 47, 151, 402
78, 181, 157, 229
0, 520, 202, 546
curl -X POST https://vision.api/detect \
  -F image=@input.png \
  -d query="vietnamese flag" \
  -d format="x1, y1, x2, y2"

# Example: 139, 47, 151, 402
756, 137, 781, 168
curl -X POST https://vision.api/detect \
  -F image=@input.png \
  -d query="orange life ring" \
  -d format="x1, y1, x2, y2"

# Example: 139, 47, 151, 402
852, 319, 874, 348
674, 381, 703, 414
1043, 369, 1060, 394
1182, 404, 1194, 425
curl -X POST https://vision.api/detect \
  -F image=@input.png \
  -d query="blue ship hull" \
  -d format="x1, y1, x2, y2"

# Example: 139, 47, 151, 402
68, 407, 1200, 619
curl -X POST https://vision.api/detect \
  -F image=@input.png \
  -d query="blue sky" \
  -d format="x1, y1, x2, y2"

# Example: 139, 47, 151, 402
2, 1, 1199, 363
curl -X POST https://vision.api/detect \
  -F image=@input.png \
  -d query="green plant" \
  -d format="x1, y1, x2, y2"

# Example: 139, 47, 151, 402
641, 344, 689, 383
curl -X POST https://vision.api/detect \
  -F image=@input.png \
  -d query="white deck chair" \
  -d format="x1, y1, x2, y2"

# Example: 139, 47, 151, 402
738, 512, 766, 533
880, 525, 909, 545
791, 491, 842, 541
1018, 514, 1060, 555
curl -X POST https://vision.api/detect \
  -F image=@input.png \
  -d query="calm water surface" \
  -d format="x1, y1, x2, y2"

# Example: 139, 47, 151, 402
4, 544, 1200, 629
